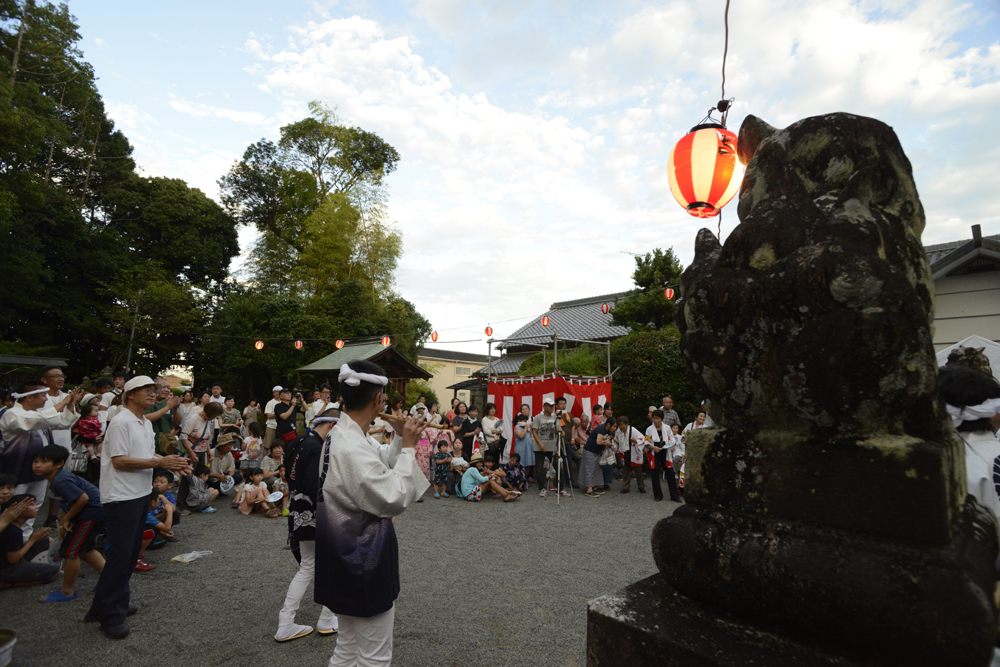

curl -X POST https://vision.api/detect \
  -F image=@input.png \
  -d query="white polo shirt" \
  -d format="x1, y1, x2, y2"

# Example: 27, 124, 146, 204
265, 398, 278, 430
101, 408, 155, 502
43, 390, 75, 451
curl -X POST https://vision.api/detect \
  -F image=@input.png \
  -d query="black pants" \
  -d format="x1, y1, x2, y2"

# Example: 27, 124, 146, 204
655, 451, 681, 501
92, 497, 147, 627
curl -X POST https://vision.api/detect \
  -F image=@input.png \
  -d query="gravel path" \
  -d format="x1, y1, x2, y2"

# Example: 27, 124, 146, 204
5, 479, 678, 667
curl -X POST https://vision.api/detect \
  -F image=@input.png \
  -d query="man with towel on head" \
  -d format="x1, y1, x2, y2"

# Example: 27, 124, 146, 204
315, 360, 430, 667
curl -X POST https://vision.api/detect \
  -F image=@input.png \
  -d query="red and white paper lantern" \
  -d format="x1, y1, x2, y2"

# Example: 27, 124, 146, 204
541, 316, 550, 326
335, 339, 345, 349
485, 325, 493, 337
431, 331, 439, 342
667, 124, 744, 218
254, 340, 264, 350
664, 288, 675, 300
600, 303, 610, 314
294, 340, 303, 350
381, 336, 391, 347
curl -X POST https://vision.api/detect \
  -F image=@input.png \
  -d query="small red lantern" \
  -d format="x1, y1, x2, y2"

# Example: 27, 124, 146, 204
667, 123, 744, 218
335, 339, 344, 349
541, 316, 550, 327
485, 325, 493, 337
254, 340, 264, 350
665, 288, 675, 300
431, 331, 439, 342
381, 336, 390, 347
294, 340, 303, 350
600, 303, 610, 314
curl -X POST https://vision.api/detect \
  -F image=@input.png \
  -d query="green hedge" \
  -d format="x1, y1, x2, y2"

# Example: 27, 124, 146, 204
517, 343, 609, 377
609, 326, 699, 432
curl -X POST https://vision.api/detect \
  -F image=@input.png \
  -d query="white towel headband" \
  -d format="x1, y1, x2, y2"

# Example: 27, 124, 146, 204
312, 416, 339, 425
946, 398, 1000, 427
338, 363, 388, 387
12, 387, 49, 399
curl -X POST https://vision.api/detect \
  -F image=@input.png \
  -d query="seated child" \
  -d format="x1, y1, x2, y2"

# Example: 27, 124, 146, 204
482, 457, 513, 499
502, 453, 526, 493
458, 453, 518, 502
238, 468, 280, 517
152, 470, 180, 527
145, 488, 175, 544
449, 442, 468, 496
432, 441, 452, 499
261, 443, 289, 515
31, 445, 106, 603
0, 494, 58, 586
241, 421, 264, 471
207, 433, 244, 496
187, 464, 219, 514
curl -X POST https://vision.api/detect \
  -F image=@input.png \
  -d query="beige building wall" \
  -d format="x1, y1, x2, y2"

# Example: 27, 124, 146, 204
417, 354, 479, 405
933, 272, 1000, 351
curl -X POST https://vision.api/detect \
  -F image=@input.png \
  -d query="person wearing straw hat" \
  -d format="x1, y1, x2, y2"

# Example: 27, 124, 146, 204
315, 360, 429, 667
0, 380, 81, 537
456, 447, 519, 502
88, 376, 192, 640
275, 407, 341, 642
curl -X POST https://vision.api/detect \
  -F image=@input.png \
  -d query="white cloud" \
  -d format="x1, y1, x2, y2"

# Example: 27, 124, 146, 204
167, 96, 272, 127
231, 5, 998, 346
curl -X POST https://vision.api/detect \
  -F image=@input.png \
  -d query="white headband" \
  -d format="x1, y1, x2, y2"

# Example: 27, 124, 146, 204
13, 387, 49, 399
338, 363, 388, 387
946, 398, 1000, 427
313, 416, 339, 425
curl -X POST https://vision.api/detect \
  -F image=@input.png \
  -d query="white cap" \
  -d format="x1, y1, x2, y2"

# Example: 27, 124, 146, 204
272, 385, 283, 392
123, 376, 156, 393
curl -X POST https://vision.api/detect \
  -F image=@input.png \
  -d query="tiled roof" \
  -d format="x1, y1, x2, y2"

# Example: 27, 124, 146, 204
498, 292, 631, 350
924, 234, 1000, 265
475, 353, 534, 376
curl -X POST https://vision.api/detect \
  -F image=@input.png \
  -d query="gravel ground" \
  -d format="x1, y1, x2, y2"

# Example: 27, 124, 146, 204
4, 476, 678, 667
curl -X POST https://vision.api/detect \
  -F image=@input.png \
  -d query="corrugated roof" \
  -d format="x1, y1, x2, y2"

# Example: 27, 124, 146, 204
296, 342, 389, 372
498, 292, 630, 350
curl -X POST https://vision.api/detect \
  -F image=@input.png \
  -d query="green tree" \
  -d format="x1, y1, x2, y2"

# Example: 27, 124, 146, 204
609, 326, 698, 432
609, 248, 683, 331
405, 381, 438, 410
517, 344, 609, 376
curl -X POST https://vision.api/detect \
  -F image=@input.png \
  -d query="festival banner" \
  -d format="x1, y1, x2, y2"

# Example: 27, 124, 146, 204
487, 373, 613, 457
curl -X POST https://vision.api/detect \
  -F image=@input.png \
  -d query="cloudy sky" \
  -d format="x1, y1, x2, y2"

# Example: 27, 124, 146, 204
73, 0, 999, 354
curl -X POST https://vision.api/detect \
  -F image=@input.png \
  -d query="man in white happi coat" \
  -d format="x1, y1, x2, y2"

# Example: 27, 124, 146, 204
315, 360, 429, 667
0, 380, 81, 537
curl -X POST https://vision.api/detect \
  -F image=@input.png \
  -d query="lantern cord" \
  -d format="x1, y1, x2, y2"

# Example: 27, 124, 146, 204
720, 0, 731, 126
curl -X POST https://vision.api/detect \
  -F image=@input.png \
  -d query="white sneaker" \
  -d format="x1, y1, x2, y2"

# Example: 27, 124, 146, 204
539, 488, 547, 498
275, 623, 314, 642
559, 490, 572, 497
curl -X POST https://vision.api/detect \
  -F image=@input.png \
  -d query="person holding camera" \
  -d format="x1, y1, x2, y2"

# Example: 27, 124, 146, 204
275, 388, 302, 445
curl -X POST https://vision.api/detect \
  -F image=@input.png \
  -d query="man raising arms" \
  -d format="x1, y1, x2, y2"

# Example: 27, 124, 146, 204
315, 361, 429, 667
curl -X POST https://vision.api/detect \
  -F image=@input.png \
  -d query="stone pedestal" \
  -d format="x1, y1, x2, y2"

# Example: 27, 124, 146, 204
588, 575, 864, 667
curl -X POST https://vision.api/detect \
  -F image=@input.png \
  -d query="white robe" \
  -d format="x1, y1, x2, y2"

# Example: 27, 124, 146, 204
315, 411, 429, 619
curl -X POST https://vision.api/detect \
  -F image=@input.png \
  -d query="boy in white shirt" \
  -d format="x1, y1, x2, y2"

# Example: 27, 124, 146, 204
615, 416, 648, 494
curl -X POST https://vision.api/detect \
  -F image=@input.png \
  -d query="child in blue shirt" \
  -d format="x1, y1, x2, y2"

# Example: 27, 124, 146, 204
31, 444, 106, 603
152, 469, 180, 527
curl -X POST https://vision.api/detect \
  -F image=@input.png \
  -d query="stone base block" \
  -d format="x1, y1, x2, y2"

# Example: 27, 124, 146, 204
587, 574, 863, 666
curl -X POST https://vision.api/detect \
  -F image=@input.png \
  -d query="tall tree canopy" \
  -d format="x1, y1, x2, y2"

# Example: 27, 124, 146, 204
0, 1, 239, 378
609, 248, 684, 332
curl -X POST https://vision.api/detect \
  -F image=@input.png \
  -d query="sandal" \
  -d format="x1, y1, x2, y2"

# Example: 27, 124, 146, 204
39, 590, 77, 603
265, 508, 281, 518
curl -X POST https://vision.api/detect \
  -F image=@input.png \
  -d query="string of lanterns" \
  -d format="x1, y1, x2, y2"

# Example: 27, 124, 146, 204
252, 283, 681, 352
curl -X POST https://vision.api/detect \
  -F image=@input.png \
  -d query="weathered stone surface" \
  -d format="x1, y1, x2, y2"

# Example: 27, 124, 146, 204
652, 499, 997, 667
588, 575, 864, 667
608, 112, 1000, 667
